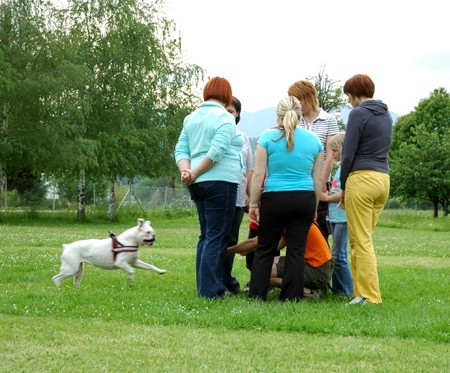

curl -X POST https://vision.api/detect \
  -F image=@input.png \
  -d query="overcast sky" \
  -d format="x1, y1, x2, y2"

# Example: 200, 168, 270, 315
163, 0, 450, 116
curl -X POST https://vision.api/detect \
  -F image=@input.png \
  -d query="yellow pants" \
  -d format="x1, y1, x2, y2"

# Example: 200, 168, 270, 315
345, 170, 390, 303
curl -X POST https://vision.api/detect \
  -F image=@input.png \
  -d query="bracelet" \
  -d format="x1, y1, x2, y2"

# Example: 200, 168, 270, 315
249, 203, 259, 208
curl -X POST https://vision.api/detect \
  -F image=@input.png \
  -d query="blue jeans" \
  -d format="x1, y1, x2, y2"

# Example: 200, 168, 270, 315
188, 181, 237, 299
331, 222, 353, 295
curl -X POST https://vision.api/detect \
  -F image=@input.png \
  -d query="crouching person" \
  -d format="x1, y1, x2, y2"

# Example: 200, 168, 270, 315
270, 222, 333, 299
228, 222, 333, 299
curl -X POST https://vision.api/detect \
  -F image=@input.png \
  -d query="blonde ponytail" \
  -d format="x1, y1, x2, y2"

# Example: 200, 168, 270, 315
275, 96, 302, 151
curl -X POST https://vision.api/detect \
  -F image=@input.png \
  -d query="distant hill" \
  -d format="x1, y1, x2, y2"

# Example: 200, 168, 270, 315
238, 106, 399, 139
238, 108, 277, 138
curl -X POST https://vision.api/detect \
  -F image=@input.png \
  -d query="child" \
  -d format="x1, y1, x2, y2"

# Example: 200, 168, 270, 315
321, 132, 353, 296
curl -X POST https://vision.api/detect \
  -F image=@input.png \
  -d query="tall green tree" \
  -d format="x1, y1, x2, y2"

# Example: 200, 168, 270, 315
61, 0, 203, 220
308, 65, 346, 123
390, 88, 450, 217
0, 0, 96, 205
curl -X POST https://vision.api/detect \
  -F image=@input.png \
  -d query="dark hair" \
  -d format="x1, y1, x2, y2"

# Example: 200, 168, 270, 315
343, 74, 375, 98
203, 76, 233, 107
231, 96, 241, 124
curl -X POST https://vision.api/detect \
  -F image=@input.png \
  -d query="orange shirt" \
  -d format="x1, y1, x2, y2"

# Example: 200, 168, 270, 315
279, 222, 331, 267
304, 222, 332, 267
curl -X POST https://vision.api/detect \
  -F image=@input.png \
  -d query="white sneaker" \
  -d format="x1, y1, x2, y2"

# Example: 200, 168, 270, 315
346, 295, 368, 306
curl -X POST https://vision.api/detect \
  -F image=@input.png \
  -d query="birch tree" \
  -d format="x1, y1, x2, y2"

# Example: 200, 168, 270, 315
61, 0, 203, 219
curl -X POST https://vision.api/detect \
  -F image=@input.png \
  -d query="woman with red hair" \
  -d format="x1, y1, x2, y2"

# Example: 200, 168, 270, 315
174, 77, 243, 299
341, 74, 393, 305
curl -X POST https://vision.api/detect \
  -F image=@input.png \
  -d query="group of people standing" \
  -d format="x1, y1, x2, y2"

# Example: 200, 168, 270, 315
174, 74, 393, 305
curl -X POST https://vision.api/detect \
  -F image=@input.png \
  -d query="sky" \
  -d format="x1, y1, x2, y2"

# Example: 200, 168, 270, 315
163, 0, 450, 116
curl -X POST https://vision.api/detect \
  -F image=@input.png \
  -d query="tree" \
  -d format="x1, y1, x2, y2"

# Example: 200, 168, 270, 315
0, 0, 96, 206
60, 0, 203, 220
308, 65, 347, 114
390, 88, 450, 217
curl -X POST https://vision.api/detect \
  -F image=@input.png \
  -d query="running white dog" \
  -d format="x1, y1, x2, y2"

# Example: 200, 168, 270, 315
52, 218, 167, 287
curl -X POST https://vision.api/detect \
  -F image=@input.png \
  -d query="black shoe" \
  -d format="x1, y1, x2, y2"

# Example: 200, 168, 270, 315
226, 285, 241, 294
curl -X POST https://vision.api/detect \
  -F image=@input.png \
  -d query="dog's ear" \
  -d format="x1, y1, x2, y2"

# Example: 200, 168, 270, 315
138, 218, 145, 227
147, 220, 151, 225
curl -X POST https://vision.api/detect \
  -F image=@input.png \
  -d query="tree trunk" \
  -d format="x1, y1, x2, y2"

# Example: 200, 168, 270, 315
442, 198, 449, 217
1, 103, 10, 204
77, 169, 86, 220
0, 165, 5, 206
107, 173, 116, 221
169, 176, 175, 189
169, 176, 176, 199
433, 200, 439, 218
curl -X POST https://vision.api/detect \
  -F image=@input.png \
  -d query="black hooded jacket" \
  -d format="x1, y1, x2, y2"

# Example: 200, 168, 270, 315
340, 99, 393, 190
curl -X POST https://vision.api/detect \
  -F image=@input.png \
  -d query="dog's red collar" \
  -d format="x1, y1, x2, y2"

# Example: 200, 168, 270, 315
111, 236, 138, 260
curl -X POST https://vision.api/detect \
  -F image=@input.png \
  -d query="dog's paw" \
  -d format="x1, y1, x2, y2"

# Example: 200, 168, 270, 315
158, 269, 167, 275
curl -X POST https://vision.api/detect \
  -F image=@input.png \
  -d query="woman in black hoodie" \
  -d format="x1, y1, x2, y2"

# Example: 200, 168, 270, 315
340, 74, 393, 305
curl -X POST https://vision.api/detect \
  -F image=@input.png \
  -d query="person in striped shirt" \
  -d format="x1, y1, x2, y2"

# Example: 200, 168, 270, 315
288, 80, 339, 242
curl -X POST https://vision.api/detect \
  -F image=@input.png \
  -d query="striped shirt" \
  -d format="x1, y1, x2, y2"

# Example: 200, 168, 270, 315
299, 108, 339, 161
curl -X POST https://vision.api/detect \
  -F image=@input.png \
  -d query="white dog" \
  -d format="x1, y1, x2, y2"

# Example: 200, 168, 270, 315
52, 218, 167, 287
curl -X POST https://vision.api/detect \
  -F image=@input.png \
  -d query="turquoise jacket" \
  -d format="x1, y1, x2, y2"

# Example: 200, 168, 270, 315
174, 101, 243, 184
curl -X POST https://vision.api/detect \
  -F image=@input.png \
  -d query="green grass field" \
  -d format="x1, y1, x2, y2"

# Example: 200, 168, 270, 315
0, 210, 449, 372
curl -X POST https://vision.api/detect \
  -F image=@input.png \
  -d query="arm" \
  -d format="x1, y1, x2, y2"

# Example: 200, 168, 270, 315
245, 170, 253, 207
227, 235, 286, 256
277, 236, 287, 251
244, 135, 254, 207
175, 127, 194, 186
248, 144, 267, 225
190, 157, 215, 182
177, 159, 192, 185
321, 136, 335, 192
321, 190, 341, 203
177, 114, 235, 185
313, 151, 324, 212
178, 157, 215, 186
340, 110, 363, 190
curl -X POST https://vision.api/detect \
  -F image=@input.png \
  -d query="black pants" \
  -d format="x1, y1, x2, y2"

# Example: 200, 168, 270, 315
246, 227, 281, 276
316, 201, 330, 242
249, 191, 316, 301
245, 228, 259, 272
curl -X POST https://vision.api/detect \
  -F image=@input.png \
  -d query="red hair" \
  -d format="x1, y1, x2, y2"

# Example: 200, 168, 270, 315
203, 77, 233, 107
343, 74, 375, 98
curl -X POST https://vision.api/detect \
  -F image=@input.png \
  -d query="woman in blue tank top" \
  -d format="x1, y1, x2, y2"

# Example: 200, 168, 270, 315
247, 96, 324, 301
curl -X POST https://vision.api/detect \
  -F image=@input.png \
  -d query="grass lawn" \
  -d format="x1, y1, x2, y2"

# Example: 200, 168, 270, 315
0, 210, 449, 372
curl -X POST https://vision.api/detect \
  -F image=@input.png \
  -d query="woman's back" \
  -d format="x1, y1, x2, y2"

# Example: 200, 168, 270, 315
175, 101, 243, 184
259, 127, 323, 192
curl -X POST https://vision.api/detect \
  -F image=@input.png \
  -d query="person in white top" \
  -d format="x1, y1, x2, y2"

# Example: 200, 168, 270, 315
223, 96, 254, 294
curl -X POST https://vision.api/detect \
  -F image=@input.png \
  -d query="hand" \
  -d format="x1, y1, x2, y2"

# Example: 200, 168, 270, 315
243, 198, 250, 213
181, 170, 192, 185
239, 250, 252, 256
249, 207, 260, 226
320, 192, 329, 202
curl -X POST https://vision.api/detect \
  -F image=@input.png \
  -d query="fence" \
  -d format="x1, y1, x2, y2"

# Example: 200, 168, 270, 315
1, 183, 436, 214
116, 186, 193, 211
2, 186, 194, 212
